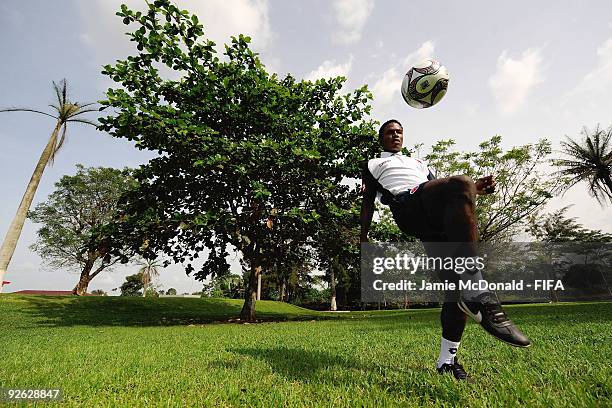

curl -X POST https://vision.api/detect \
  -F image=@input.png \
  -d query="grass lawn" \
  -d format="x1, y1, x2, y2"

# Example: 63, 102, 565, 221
1, 295, 611, 407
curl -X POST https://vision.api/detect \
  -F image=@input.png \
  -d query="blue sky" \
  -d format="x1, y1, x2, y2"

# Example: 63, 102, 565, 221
1, 0, 611, 294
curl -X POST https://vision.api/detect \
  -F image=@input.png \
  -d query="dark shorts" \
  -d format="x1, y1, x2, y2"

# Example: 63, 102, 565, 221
389, 182, 459, 288
389, 181, 445, 242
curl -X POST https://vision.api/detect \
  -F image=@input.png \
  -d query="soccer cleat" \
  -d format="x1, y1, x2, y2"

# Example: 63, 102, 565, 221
458, 292, 531, 348
437, 357, 473, 382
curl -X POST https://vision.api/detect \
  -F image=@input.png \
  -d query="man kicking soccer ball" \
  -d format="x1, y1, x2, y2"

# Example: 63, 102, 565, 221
360, 119, 530, 381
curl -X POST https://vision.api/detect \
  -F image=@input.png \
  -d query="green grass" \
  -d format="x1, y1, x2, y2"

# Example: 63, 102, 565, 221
1, 295, 611, 407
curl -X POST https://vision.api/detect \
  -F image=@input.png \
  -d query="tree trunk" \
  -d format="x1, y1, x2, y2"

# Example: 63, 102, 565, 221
330, 266, 337, 311
280, 278, 286, 302
256, 272, 262, 300
240, 264, 261, 322
142, 272, 148, 298
73, 275, 91, 296
0, 121, 61, 292
72, 260, 94, 296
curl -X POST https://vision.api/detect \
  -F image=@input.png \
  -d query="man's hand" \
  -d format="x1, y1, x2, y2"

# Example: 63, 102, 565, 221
475, 175, 496, 195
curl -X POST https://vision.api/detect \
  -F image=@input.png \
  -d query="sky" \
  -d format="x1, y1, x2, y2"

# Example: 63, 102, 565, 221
1, 0, 611, 294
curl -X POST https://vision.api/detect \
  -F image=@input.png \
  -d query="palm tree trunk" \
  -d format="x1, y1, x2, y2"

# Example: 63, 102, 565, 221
280, 278, 286, 302
142, 272, 149, 297
330, 265, 337, 311
0, 121, 61, 293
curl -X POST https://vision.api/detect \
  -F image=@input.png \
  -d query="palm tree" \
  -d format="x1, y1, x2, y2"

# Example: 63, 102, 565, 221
554, 125, 612, 205
137, 258, 162, 297
0, 79, 97, 292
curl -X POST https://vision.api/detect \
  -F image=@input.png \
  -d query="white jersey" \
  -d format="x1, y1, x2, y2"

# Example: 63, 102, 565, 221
367, 151, 432, 196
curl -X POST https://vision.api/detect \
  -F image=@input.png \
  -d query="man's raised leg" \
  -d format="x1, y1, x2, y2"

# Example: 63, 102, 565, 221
419, 175, 531, 348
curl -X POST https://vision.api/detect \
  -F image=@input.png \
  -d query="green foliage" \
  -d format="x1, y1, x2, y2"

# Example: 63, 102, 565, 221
120, 273, 144, 296
136, 257, 162, 297
201, 274, 244, 299
95, 0, 379, 320
28, 165, 137, 276
528, 206, 612, 242
293, 286, 332, 308
424, 136, 557, 242
144, 287, 160, 297
554, 124, 612, 205
165, 287, 177, 296
369, 205, 417, 242
313, 199, 360, 307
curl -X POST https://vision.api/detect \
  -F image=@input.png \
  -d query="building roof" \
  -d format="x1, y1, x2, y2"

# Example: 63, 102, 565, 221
11, 290, 91, 296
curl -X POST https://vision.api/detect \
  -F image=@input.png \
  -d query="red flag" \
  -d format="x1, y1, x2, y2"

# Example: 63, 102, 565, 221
2, 281, 10, 285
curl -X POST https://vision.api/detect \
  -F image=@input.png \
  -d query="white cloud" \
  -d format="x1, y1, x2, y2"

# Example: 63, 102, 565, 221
332, 0, 375, 44
184, 0, 272, 48
371, 41, 435, 106
305, 56, 354, 81
402, 41, 436, 68
488, 48, 545, 114
77, 0, 272, 67
371, 66, 400, 106
563, 37, 612, 104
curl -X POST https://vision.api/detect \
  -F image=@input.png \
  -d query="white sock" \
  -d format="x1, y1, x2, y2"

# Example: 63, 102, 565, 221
459, 268, 487, 300
436, 337, 460, 368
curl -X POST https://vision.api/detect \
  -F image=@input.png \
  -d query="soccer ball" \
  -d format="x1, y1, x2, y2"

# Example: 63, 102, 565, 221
401, 59, 449, 109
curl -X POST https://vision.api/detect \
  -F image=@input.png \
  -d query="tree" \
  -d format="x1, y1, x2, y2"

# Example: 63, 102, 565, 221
120, 273, 144, 296
528, 206, 612, 243
95, 1, 378, 321
165, 287, 177, 296
369, 205, 417, 242
425, 136, 557, 242
554, 124, 612, 205
315, 201, 360, 310
0, 80, 97, 292
201, 274, 244, 298
91, 289, 107, 296
28, 165, 137, 295
136, 257, 162, 297
528, 206, 612, 300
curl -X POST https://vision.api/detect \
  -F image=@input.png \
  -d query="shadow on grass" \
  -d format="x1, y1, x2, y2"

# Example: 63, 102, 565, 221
9, 295, 336, 328
14, 296, 245, 327
230, 345, 441, 402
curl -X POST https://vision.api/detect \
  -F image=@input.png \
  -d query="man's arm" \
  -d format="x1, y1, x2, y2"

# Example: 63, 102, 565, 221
475, 175, 496, 195
360, 170, 377, 243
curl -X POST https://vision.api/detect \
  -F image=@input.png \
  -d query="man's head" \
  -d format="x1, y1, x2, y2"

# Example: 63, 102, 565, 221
378, 119, 403, 152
